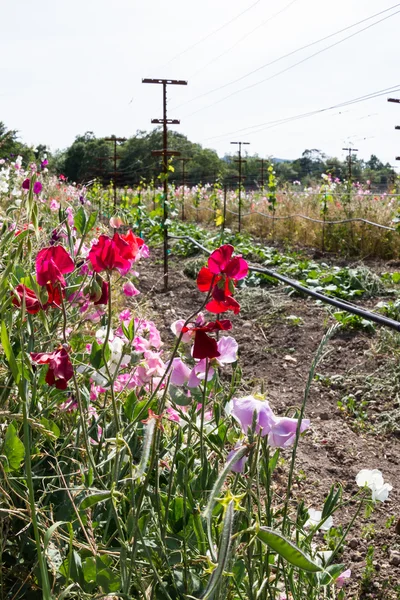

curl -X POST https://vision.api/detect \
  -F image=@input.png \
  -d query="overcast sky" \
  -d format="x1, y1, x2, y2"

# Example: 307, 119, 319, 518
1, 0, 400, 165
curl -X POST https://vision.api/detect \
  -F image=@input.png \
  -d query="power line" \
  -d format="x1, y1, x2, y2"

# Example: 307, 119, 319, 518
177, 3, 400, 114
155, 0, 263, 71
189, 0, 300, 79
201, 84, 400, 142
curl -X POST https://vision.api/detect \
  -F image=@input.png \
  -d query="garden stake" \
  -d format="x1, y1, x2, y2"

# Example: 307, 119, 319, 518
105, 136, 127, 212
143, 77, 188, 290
231, 140, 250, 233
177, 157, 190, 221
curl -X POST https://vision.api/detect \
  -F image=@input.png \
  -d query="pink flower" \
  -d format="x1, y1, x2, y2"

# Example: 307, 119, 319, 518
110, 216, 124, 228
170, 358, 191, 386
216, 336, 238, 365
49, 199, 60, 211
123, 281, 140, 297
227, 444, 248, 473
336, 568, 351, 588
229, 396, 275, 437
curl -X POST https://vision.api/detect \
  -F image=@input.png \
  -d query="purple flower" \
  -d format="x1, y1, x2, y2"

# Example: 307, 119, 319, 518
22, 178, 30, 190
229, 395, 275, 436
227, 444, 248, 473
33, 181, 42, 195
268, 416, 310, 448
41, 159, 49, 169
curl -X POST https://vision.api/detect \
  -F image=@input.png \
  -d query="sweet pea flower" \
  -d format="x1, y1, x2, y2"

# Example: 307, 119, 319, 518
89, 232, 138, 275
33, 181, 42, 195
304, 508, 333, 531
171, 319, 194, 343
110, 216, 124, 228
228, 395, 275, 436
123, 281, 140, 297
187, 358, 215, 388
268, 416, 310, 448
227, 443, 249, 473
336, 568, 351, 588
66, 206, 74, 227
170, 357, 191, 386
36, 246, 75, 287
182, 319, 232, 359
30, 347, 73, 390
197, 244, 248, 314
49, 199, 60, 211
22, 178, 30, 190
215, 336, 238, 365
356, 469, 393, 502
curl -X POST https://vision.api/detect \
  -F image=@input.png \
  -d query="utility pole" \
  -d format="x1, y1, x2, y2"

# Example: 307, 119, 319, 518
388, 98, 400, 163
342, 147, 359, 183
177, 157, 190, 221
142, 78, 187, 291
257, 158, 266, 189
105, 136, 127, 211
231, 141, 250, 233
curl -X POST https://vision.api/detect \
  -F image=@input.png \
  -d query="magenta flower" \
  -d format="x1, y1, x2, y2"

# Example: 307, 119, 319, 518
33, 181, 42, 195
268, 416, 310, 448
229, 396, 275, 436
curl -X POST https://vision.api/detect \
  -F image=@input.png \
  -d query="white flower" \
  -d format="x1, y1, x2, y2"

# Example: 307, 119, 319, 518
356, 469, 393, 502
305, 508, 333, 531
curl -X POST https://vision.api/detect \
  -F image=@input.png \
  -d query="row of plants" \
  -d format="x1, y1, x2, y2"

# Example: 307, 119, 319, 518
0, 158, 395, 599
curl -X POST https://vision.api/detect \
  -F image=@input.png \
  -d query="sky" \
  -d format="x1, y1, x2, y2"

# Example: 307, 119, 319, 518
1, 0, 400, 166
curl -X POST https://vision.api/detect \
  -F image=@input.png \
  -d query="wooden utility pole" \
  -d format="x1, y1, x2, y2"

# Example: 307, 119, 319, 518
342, 147, 359, 183
231, 141, 250, 233
388, 98, 400, 162
105, 136, 126, 211
142, 78, 188, 290
177, 157, 190, 221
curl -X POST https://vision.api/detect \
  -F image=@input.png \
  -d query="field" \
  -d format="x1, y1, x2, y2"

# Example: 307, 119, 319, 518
0, 160, 399, 600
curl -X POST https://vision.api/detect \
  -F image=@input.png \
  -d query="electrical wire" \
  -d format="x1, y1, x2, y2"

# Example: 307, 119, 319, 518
189, 0, 300, 79
155, 0, 263, 71
183, 7, 400, 119
200, 84, 400, 142
175, 2, 400, 114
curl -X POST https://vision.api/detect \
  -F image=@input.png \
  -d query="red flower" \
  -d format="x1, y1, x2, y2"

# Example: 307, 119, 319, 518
30, 347, 73, 390
121, 230, 144, 258
12, 284, 41, 314
182, 319, 232, 359
88, 232, 137, 274
36, 246, 75, 287
12, 283, 63, 313
197, 244, 248, 314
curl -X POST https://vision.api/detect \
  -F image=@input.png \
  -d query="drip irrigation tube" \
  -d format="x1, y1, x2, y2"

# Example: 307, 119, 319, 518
168, 234, 400, 333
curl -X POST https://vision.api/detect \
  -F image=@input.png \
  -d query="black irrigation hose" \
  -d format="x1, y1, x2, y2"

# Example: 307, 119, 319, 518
168, 234, 400, 333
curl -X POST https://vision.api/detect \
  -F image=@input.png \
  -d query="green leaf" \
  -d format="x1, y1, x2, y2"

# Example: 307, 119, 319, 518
169, 385, 192, 406
89, 340, 103, 369
74, 207, 87, 235
80, 491, 112, 510
392, 272, 400, 284
257, 527, 323, 573
96, 567, 121, 593
85, 211, 98, 233
3, 422, 25, 471
40, 417, 60, 440
124, 390, 137, 421
44, 521, 70, 551
319, 563, 346, 586
1, 321, 20, 384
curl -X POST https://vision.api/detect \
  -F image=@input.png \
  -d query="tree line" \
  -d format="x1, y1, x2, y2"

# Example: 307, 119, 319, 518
1, 122, 396, 189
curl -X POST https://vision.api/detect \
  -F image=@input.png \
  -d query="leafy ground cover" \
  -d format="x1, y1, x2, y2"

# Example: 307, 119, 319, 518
0, 158, 399, 600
